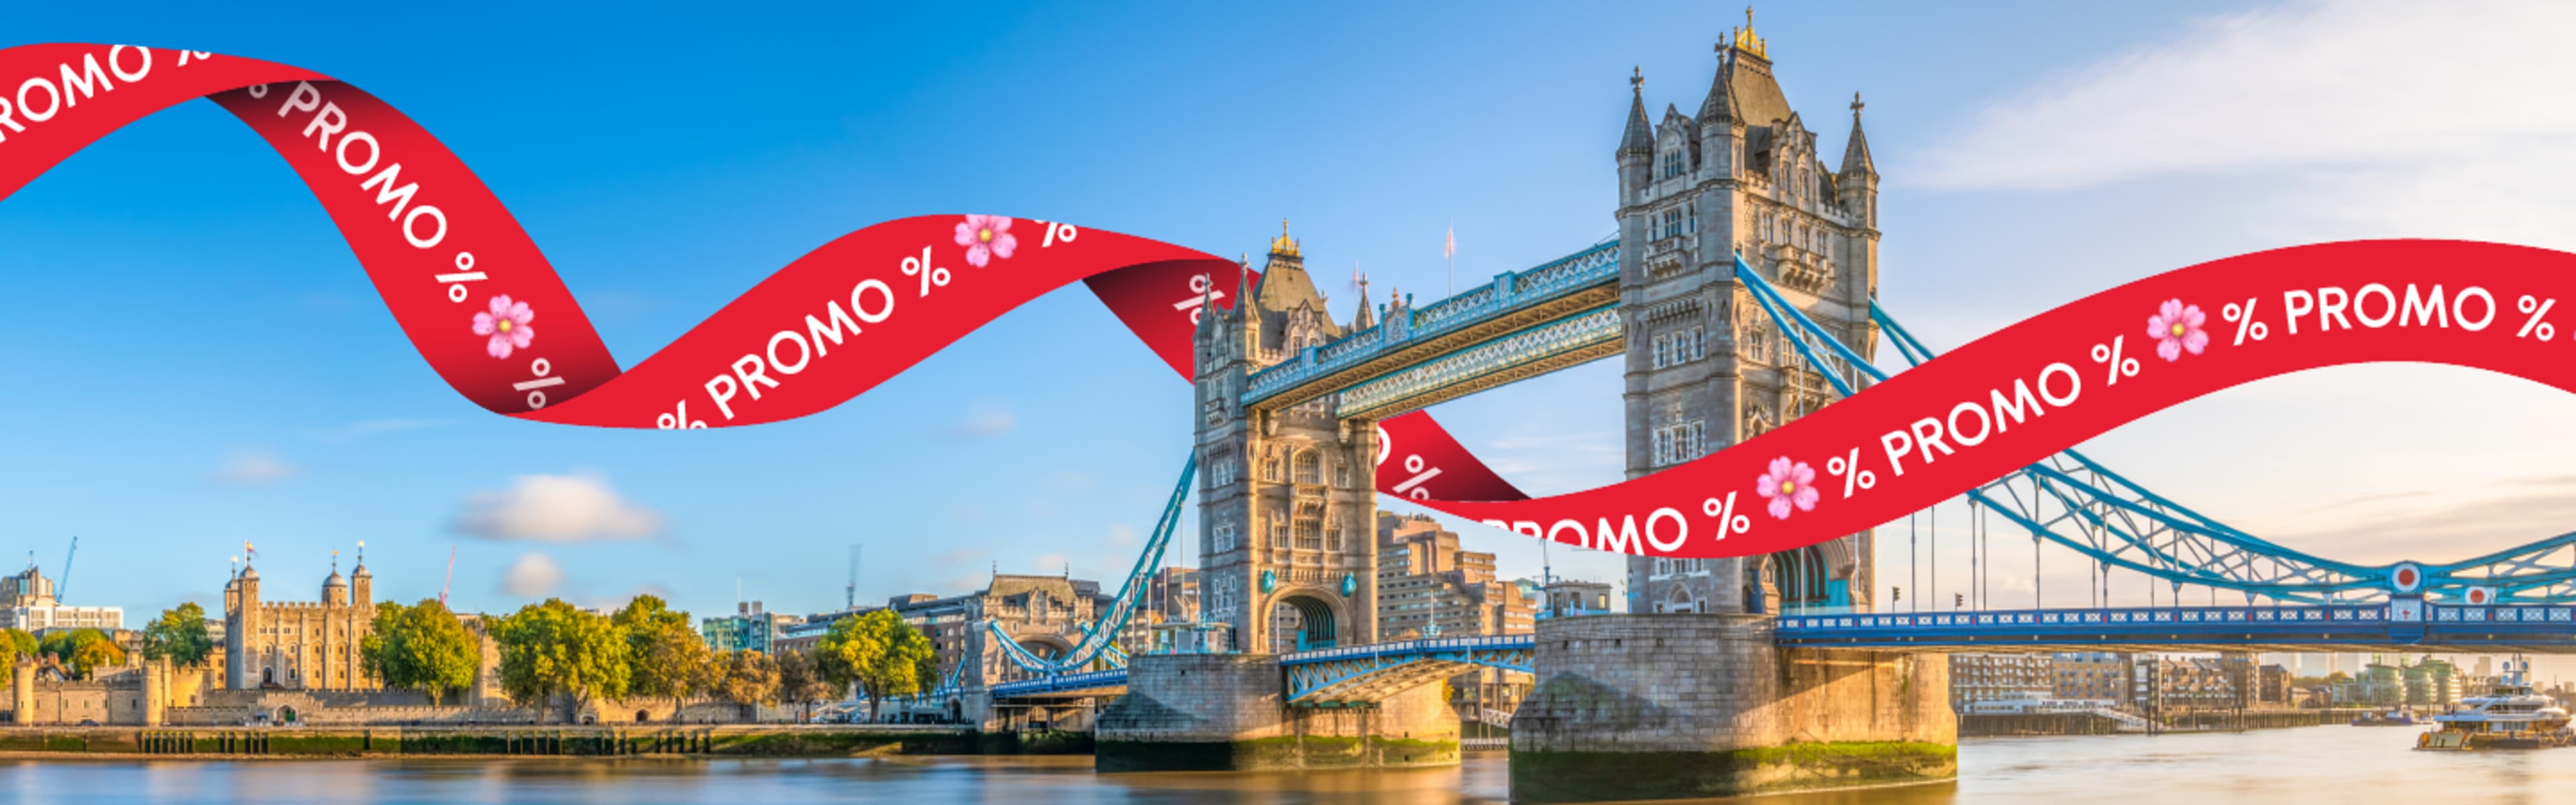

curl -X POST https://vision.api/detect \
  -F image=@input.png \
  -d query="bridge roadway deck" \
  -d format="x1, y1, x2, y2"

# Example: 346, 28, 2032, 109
1775, 603, 2576, 653
983, 602, 2576, 702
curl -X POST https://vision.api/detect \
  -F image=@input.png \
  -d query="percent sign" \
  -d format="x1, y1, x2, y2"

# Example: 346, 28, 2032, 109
1390, 454, 1440, 500
1042, 221, 1078, 248
1701, 492, 1752, 539
1826, 447, 1878, 498
901, 246, 950, 297
655, 399, 708, 429
513, 356, 565, 409
2221, 298, 2269, 345
2090, 335, 2139, 385
1175, 273, 1227, 325
2517, 295, 2557, 339
435, 252, 484, 303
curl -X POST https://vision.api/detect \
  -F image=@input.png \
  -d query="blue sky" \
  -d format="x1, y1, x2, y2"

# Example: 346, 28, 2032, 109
8, 0, 2576, 668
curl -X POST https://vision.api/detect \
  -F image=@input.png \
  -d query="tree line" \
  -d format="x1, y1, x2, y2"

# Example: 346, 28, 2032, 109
368, 595, 935, 722
46, 596, 939, 723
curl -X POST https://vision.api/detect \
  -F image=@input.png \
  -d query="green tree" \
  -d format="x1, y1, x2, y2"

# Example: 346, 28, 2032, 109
814, 609, 934, 722
1, 628, 37, 662
613, 594, 709, 714
775, 649, 836, 722
41, 629, 125, 679
493, 599, 632, 722
359, 598, 482, 705
714, 649, 780, 722
70, 639, 123, 678
141, 602, 216, 667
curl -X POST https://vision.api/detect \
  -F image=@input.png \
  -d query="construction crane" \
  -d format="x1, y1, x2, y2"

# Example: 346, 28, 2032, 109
57, 536, 76, 599
439, 546, 456, 606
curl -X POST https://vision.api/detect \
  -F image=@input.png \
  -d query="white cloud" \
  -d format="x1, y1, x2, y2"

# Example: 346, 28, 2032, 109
502, 553, 564, 598
1915, 0, 2576, 192
947, 403, 1017, 439
208, 451, 297, 485
450, 473, 663, 542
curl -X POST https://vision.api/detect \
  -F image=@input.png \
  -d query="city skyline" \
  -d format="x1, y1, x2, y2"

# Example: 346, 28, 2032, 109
3, 1, 2575, 642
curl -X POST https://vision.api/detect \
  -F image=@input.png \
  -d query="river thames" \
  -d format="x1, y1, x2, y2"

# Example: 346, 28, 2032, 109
4, 726, 2570, 803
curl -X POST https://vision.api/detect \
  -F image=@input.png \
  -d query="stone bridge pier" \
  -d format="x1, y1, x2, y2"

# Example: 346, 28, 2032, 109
1509, 614, 1954, 802
1093, 653, 1456, 771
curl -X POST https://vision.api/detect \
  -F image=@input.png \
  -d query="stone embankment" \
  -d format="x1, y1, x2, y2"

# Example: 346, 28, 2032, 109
0, 724, 1094, 757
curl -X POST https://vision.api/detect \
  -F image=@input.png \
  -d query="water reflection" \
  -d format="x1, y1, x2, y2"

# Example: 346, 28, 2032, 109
1, 726, 2570, 804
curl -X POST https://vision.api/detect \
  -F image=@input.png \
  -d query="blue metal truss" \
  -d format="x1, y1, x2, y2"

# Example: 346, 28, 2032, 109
989, 668, 1132, 699
990, 453, 1197, 677
1774, 602, 2576, 652
1334, 305, 1622, 419
1737, 256, 2576, 605
1243, 241, 1619, 405
1280, 635, 1534, 704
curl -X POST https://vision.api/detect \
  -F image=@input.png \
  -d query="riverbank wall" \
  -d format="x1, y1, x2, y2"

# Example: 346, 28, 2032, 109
0, 724, 1095, 758
1962, 708, 2380, 737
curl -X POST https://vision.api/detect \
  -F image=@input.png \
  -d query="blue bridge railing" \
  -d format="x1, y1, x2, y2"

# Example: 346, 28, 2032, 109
1242, 241, 1618, 405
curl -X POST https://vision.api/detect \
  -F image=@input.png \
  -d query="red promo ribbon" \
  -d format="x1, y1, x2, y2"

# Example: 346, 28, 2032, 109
11, 46, 2571, 560
0, 44, 1530, 499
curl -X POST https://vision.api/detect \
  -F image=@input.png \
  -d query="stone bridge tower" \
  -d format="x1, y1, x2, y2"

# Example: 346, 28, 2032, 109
1616, 17, 1881, 616
1193, 225, 1381, 653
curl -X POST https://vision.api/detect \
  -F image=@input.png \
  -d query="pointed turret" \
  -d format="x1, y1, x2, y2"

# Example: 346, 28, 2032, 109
1698, 41, 1735, 125
1839, 92, 1875, 178
1349, 270, 1375, 330
1619, 67, 1653, 156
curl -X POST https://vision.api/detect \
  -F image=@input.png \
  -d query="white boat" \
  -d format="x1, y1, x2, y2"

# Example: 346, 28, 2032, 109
2417, 657, 2573, 751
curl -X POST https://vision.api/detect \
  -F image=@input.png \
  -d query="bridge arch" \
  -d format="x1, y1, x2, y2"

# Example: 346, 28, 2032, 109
1268, 590, 1346, 653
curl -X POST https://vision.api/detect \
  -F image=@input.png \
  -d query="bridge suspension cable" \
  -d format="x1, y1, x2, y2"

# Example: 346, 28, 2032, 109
989, 453, 1197, 676
1735, 254, 2576, 605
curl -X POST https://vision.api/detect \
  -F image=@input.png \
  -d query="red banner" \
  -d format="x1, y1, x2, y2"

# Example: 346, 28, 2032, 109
8, 45, 2571, 561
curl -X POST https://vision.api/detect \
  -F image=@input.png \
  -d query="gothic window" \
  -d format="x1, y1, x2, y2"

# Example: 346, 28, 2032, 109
1651, 420, 1707, 467
1295, 519, 1321, 551
1208, 446, 1240, 487
1326, 526, 1344, 551
1260, 452, 1281, 482
1659, 207, 1684, 240
1333, 460, 1351, 488
1214, 521, 1236, 553
1684, 201, 1697, 234
1652, 327, 1707, 370
1271, 515, 1289, 548
1293, 450, 1320, 484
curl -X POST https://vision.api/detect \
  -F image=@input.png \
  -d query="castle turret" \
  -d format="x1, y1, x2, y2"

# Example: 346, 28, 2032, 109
226, 562, 260, 690
351, 541, 372, 606
1838, 92, 1879, 229
1617, 67, 1654, 207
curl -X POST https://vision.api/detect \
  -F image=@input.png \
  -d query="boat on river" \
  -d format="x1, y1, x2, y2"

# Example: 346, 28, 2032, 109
2351, 710, 2416, 727
2416, 657, 2573, 750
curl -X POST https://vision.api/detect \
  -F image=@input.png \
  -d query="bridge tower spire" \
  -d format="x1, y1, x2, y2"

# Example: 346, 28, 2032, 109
1191, 225, 1380, 654
1616, 15, 1878, 616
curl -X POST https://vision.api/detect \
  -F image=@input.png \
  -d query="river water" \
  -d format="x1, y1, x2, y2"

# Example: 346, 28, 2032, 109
4, 726, 2571, 804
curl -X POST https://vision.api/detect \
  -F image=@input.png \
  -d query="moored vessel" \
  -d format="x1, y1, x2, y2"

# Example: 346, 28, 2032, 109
2416, 657, 2573, 750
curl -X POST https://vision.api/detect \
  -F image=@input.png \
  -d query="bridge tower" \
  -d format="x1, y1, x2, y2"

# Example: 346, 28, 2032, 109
1515, 17, 1949, 802
1615, 19, 1879, 617
1191, 225, 1382, 654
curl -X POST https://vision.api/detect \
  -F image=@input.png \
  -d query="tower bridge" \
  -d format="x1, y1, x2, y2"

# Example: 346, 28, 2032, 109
934, 15, 2576, 802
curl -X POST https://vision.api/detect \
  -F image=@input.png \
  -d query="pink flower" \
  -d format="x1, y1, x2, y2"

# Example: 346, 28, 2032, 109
1755, 456, 1819, 520
2145, 299, 2207, 362
472, 294, 535, 358
955, 215, 1017, 268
